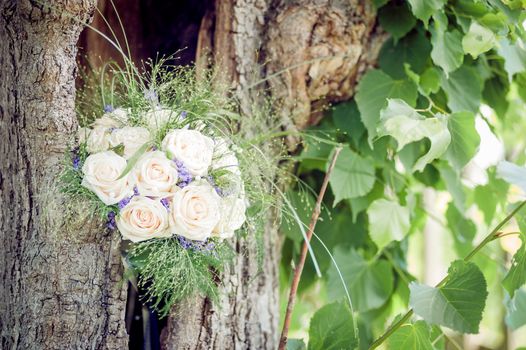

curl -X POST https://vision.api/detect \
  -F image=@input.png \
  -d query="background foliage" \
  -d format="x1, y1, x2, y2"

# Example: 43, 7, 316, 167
280, 0, 526, 349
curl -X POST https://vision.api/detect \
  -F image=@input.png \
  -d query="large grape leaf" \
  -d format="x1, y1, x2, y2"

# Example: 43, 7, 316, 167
503, 233, 526, 297
308, 301, 358, 350
445, 111, 480, 170
409, 260, 488, 333
378, 99, 451, 172
430, 13, 464, 74
462, 22, 496, 58
441, 65, 483, 113
388, 320, 434, 350
328, 147, 375, 205
327, 247, 394, 312
498, 38, 526, 81
367, 198, 410, 251
407, 0, 446, 24
355, 70, 417, 145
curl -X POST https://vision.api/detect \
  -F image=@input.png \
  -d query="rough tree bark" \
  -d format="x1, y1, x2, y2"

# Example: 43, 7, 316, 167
0, 1, 128, 349
161, 1, 382, 349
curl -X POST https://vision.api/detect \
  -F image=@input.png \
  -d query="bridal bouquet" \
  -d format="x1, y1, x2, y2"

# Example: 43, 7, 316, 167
60, 63, 273, 315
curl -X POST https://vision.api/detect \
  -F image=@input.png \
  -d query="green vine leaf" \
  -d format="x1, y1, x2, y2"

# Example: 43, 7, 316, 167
328, 147, 375, 204
409, 260, 488, 333
308, 301, 358, 350
441, 65, 483, 113
406, 0, 446, 25
355, 70, 417, 146
430, 13, 464, 74
117, 141, 152, 179
378, 99, 451, 172
327, 247, 394, 312
462, 22, 497, 58
444, 111, 480, 170
378, 2, 416, 41
387, 320, 434, 350
502, 233, 526, 298
367, 198, 410, 251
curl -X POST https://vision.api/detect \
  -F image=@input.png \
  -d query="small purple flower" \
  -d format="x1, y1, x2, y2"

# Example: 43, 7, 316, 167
106, 211, 116, 230
179, 111, 187, 120
160, 198, 170, 210
174, 159, 193, 187
118, 197, 131, 209
177, 236, 193, 250
133, 186, 140, 196
71, 147, 81, 170
104, 104, 114, 113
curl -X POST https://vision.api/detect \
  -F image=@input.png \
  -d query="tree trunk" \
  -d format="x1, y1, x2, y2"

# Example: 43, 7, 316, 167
0, 1, 128, 349
161, 1, 382, 349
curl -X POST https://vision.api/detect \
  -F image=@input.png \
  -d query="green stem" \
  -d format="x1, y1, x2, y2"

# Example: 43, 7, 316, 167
369, 200, 526, 350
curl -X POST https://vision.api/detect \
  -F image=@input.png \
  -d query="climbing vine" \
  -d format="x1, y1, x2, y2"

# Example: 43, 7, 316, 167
281, 0, 526, 349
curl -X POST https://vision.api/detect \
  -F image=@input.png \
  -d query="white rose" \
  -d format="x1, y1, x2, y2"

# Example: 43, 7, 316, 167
143, 108, 178, 130
162, 129, 214, 176
117, 196, 171, 242
92, 108, 129, 129
133, 150, 179, 198
213, 196, 246, 239
169, 182, 221, 241
109, 126, 151, 159
81, 151, 133, 205
86, 127, 111, 153
212, 138, 241, 175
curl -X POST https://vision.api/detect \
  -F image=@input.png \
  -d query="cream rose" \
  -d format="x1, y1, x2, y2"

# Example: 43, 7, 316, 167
81, 151, 133, 205
109, 126, 151, 159
212, 138, 241, 175
169, 182, 221, 241
133, 151, 179, 197
92, 108, 129, 129
85, 127, 111, 153
117, 196, 171, 242
162, 129, 214, 176
143, 108, 178, 130
212, 196, 246, 239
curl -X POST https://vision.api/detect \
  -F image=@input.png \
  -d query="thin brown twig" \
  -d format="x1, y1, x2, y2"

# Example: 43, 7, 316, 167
277, 146, 343, 350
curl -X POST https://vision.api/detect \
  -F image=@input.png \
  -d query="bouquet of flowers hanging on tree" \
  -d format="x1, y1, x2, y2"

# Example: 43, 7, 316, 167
60, 63, 273, 316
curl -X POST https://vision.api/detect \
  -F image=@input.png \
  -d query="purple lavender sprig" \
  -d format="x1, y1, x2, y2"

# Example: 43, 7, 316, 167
70, 146, 81, 171
103, 104, 114, 113
117, 187, 140, 210
206, 175, 225, 197
174, 159, 192, 188
106, 211, 116, 230
176, 235, 216, 254
160, 198, 170, 210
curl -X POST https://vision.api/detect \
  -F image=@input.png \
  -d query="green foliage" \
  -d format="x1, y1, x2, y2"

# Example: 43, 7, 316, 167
282, 0, 526, 347
355, 70, 417, 145
367, 198, 410, 251
327, 248, 394, 312
328, 147, 375, 204
308, 301, 357, 350
503, 233, 526, 298
387, 321, 434, 350
409, 260, 488, 333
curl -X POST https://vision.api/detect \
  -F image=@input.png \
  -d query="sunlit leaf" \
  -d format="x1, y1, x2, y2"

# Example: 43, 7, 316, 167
409, 260, 488, 333
505, 287, 526, 330
367, 198, 410, 251
430, 13, 464, 74
328, 147, 375, 204
503, 233, 526, 298
356, 70, 417, 145
462, 22, 497, 58
378, 99, 451, 172
445, 111, 480, 170
388, 320, 434, 350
